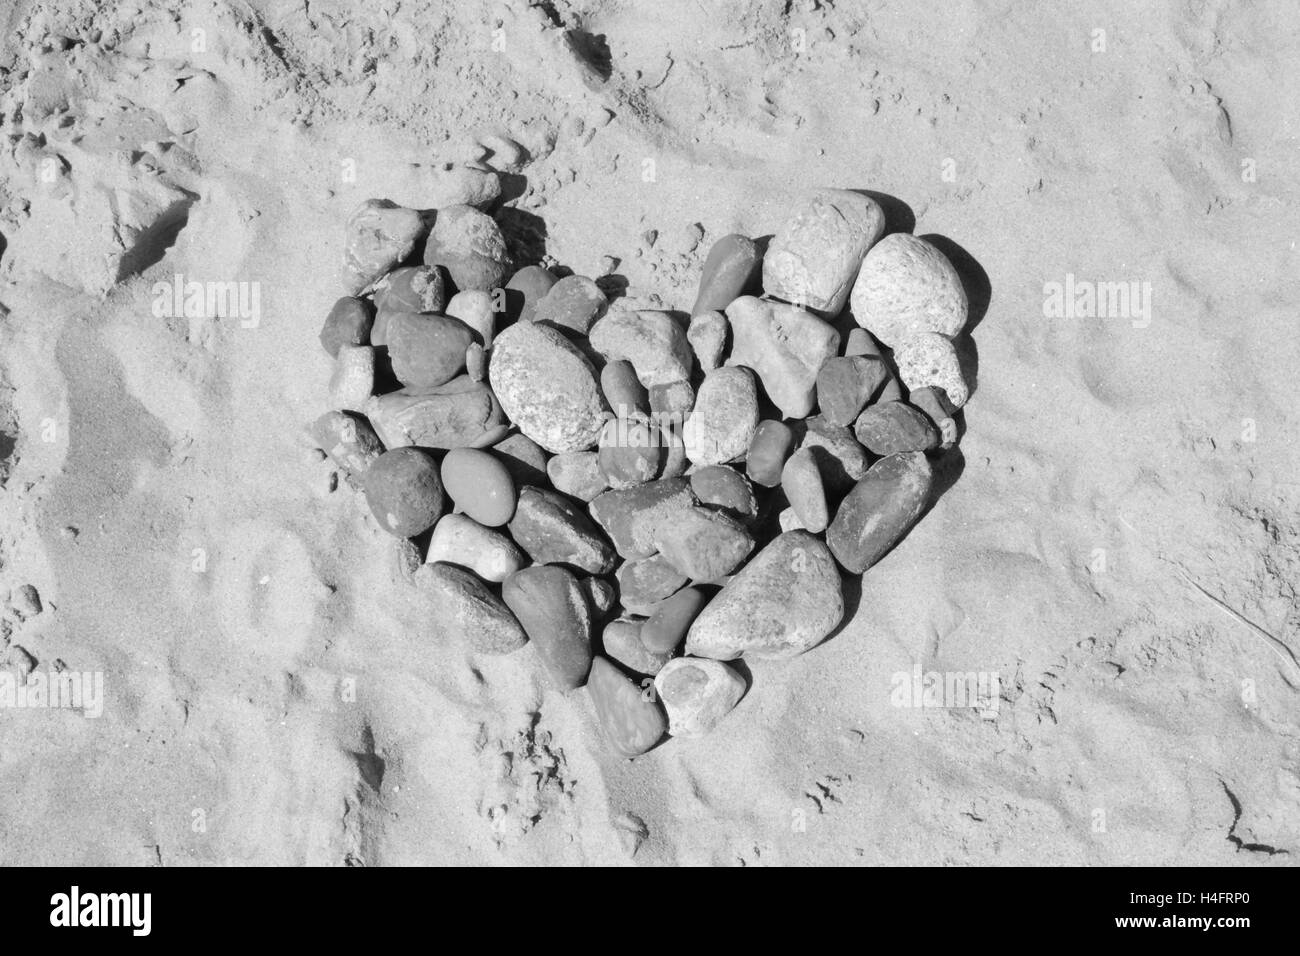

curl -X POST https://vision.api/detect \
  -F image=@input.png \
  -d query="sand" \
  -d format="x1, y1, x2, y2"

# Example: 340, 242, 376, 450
0, 0, 1296, 865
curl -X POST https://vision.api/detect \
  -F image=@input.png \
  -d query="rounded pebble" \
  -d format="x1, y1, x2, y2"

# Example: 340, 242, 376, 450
364, 447, 446, 537
850, 233, 967, 346
781, 448, 829, 533
422, 204, 510, 293
641, 586, 706, 655
684, 366, 758, 466
853, 401, 938, 456
441, 447, 517, 525
489, 322, 607, 453
654, 657, 746, 738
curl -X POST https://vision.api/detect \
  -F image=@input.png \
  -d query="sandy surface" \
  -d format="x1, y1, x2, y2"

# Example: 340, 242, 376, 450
0, 0, 1297, 865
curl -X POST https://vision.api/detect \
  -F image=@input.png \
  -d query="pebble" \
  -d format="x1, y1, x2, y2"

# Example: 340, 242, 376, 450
684, 366, 758, 466
652, 505, 754, 582
589, 310, 693, 387
616, 554, 687, 615
850, 233, 968, 346
319, 296, 374, 357
373, 264, 446, 315
311, 411, 383, 488
763, 189, 886, 317
843, 327, 882, 358
489, 322, 607, 453
329, 345, 374, 412
441, 447, 517, 525
582, 576, 616, 619
781, 448, 829, 533
641, 586, 706, 654
531, 275, 608, 336
654, 657, 746, 738
602, 619, 674, 676
893, 332, 969, 407
725, 296, 839, 418
502, 566, 593, 691
365, 377, 508, 449
507, 486, 616, 574
746, 419, 795, 488
688, 465, 756, 519
691, 233, 762, 315
504, 264, 557, 323
648, 380, 695, 419
9, 584, 42, 619
546, 451, 610, 501
422, 204, 511, 293
796, 415, 868, 494
658, 426, 688, 480
686, 310, 728, 372
416, 563, 527, 654
816, 355, 888, 427
445, 290, 497, 346
341, 198, 426, 294
364, 447, 446, 537
466, 342, 487, 382
854, 401, 938, 455
598, 416, 668, 489
589, 478, 698, 560
425, 513, 525, 582
909, 386, 959, 450
492, 433, 550, 486
586, 656, 666, 758
685, 530, 844, 660
778, 507, 805, 532
600, 359, 649, 418
827, 451, 933, 574
386, 312, 474, 389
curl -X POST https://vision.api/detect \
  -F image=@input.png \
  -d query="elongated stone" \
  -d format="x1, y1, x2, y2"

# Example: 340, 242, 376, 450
508, 486, 616, 573
692, 234, 762, 315
687, 310, 728, 372
503, 566, 593, 691
746, 419, 794, 488
781, 448, 828, 533
587, 656, 666, 757
600, 359, 649, 418
416, 563, 527, 654
329, 345, 374, 412
827, 451, 933, 573
641, 586, 706, 654
685, 531, 843, 660
365, 377, 508, 449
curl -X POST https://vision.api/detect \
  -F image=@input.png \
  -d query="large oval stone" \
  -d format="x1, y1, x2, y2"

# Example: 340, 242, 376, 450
827, 451, 933, 573
489, 322, 607, 453
502, 566, 593, 691
850, 233, 967, 346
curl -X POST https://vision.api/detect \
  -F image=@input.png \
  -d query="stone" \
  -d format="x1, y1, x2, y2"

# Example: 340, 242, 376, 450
909, 386, 959, 450
641, 586, 706, 655
778, 507, 805, 532
582, 576, 617, 618
816, 355, 889, 427
386, 312, 474, 389
440, 447, 517, 526
725, 296, 839, 418
616, 554, 687, 615
503, 264, 557, 323
508, 486, 616, 573
655, 657, 746, 737
503, 566, 593, 691
425, 513, 524, 582
843, 327, 882, 358
365, 378, 509, 449
854, 401, 938, 455
373, 264, 446, 315
763, 189, 886, 316
648, 380, 695, 419
329, 345, 374, 412
746, 419, 794, 488
893, 332, 969, 407
652, 505, 754, 582
311, 411, 383, 488
445, 289, 497, 346
547, 451, 610, 502
602, 619, 674, 676
416, 563, 527, 654
589, 310, 693, 387
492, 433, 550, 486
688, 465, 756, 519
692, 233, 762, 315
422, 204, 510, 292
684, 366, 759, 466
489, 322, 607, 453
531, 274, 607, 335
8, 584, 42, 619
589, 478, 698, 560
827, 451, 933, 574
685, 531, 844, 660
796, 415, 868, 494
587, 656, 667, 757
781, 448, 829, 533
598, 416, 666, 489
319, 296, 374, 357
466, 342, 487, 382
687, 310, 728, 372
850, 233, 968, 346
341, 198, 426, 294
600, 360, 649, 418
364, 447, 446, 537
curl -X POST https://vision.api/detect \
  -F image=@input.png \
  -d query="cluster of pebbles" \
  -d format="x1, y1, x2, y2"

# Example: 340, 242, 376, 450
312, 187, 971, 758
